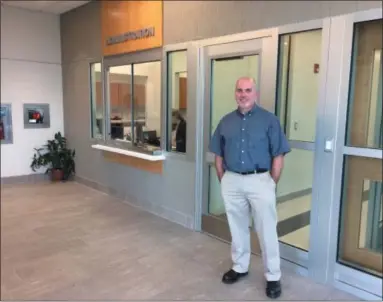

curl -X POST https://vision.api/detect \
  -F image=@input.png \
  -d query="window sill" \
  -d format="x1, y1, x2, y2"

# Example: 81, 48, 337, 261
91, 144, 166, 161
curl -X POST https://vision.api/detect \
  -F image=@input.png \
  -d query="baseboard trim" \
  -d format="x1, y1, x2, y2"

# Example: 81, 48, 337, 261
74, 175, 195, 230
333, 279, 382, 301
74, 175, 110, 195
277, 188, 312, 203
1, 173, 49, 185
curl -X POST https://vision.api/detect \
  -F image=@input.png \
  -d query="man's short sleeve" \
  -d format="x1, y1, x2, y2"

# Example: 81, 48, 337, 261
209, 122, 224, 157
268, 117, 291, 157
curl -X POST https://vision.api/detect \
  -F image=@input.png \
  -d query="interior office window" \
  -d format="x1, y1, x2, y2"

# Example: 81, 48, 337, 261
108, 64, 133, 143
133, 61, 161, 149
107, 61, 161, 150
338, 19, 382, 277
167, 50, 187, 153
90, 62, 103, 139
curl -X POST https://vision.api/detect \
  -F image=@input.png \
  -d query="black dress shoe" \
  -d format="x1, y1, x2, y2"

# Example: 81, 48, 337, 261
222, 269, 248, 284
266, 280, 282, 299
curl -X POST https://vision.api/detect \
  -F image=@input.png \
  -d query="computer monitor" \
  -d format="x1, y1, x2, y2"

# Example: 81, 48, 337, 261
111, 123, 123, 139
143, 130, 157, 142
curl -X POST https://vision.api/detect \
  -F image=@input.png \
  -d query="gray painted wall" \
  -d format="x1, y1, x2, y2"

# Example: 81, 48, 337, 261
163, 1, 382, 44
60, 1, 382, 229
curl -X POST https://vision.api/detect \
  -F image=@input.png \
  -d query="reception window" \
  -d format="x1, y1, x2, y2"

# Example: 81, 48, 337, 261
106, 61, 162, 151
166, 50, 187, 153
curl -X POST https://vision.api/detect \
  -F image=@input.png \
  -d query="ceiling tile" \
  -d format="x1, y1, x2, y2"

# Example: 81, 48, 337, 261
45, 1, 90, 14
1, 0, 90, 14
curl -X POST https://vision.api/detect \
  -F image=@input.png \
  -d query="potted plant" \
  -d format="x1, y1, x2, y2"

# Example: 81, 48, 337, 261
30, 132, 75, 181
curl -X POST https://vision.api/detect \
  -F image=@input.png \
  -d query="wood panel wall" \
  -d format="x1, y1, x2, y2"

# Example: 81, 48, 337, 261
95, 82, 146, 110
179, 77, 187, 110
103, 151, 163, 174
101, 0, 163, 56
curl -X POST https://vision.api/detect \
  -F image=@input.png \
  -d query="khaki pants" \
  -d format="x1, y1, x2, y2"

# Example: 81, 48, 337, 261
221, 171, 281, 281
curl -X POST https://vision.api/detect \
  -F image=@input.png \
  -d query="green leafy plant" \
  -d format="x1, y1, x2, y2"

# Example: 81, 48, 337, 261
30, 132, 75, 181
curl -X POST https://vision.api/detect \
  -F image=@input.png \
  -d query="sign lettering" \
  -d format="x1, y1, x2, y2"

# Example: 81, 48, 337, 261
106, 27, 155, 46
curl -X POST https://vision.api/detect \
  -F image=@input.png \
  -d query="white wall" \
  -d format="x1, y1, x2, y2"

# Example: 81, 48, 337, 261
1, 5, 63, 178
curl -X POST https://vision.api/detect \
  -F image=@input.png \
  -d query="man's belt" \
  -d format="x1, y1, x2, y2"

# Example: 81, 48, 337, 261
232, 169, 268, 175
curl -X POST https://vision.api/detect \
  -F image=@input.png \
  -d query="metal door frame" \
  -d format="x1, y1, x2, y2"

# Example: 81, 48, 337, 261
194, 24, 323, 268
322, 9, 383, 300
192, 9, 382, 300
274, 18, 332, 270
200, 37, 275, 256
194, 28, 278, 237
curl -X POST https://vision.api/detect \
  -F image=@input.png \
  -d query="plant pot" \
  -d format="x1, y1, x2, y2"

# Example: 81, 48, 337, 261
51, 169, 64, 182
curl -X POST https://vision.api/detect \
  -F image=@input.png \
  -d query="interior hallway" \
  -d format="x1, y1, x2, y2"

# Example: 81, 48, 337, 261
1, 181, 359, 300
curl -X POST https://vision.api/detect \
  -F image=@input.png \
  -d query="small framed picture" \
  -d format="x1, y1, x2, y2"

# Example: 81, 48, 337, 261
23, 103, 51, 129
28, 108, 44, 124
1, 104, 13, 144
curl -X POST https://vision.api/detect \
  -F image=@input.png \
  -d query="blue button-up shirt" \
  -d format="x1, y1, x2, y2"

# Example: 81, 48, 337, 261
209, 105, 291, 172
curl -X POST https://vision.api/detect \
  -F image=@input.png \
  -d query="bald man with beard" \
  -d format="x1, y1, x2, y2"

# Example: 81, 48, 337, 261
209, 77, 291, 299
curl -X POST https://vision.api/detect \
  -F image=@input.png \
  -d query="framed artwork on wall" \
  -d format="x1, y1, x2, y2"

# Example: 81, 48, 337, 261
0, 103, 13, 144
23, 103, 51, 129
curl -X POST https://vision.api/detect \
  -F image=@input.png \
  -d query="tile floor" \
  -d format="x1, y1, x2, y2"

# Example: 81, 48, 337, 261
1, 181, 359, 300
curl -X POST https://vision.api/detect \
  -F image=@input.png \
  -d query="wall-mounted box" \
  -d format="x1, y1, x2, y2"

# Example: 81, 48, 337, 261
0, 104, 13, 144
23, 103, 51, 129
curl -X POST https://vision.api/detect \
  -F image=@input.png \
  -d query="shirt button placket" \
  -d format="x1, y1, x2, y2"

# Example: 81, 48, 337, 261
241, 115, 246, 166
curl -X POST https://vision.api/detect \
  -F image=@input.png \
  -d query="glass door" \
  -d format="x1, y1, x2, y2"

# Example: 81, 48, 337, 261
200, 36, 277, 255
198, 20, 332, 268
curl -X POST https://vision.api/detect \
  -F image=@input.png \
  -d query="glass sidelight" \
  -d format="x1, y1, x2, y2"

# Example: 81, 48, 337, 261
277, 30, 322, 143
275, 29, 323, 251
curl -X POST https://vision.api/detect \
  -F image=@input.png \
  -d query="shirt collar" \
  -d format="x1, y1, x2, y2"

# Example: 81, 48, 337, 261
236, 103, 258, 116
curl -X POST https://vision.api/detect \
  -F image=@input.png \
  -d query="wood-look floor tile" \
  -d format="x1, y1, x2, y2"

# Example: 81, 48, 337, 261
1, 181, 360, 300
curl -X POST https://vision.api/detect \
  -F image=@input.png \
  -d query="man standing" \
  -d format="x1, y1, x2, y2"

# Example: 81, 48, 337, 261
172, 110, 187, 153
209, 77, 290, 299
